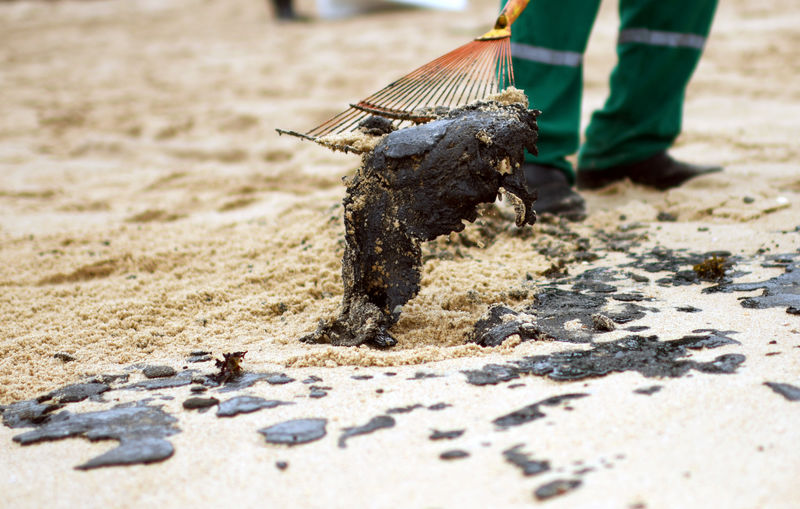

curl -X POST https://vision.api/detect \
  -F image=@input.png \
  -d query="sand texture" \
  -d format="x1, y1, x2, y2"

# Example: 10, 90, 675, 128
1, 0, 799, 507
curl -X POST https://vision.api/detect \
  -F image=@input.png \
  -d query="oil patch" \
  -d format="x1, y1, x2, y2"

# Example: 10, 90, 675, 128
12, 401, 179, 470
300, 101, 540, 347
466, 331, 744, 385
493, 394, 588, 429
259, 418, 327, 445
338, 415, 395, 448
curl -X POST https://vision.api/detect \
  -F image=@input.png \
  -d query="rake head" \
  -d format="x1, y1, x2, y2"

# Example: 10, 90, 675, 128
278, 36, 515, 141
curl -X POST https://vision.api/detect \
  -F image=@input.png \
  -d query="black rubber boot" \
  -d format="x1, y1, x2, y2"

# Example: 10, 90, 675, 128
272, 0, 301, 20
523, 163, 586, 221
576, 151, 722, 191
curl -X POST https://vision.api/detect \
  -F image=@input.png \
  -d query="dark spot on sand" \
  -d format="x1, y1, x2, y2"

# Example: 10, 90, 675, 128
124, 372, 193, 391
467, 305, 543, 347
493, 394, 588, 429
276, 461, 289, 470
409, 371, 440, 380
503, 444, 550, 476
267, 373, 295, 385
259, 418, 327, 445
338, 415, 395, 448
634, 385, 663, 395
705, 257, 800, 310
2, 399, 65, 428
309, 387, 328, 398
428, 402, 451, 411
764, 382, 800, 401
429, 429, 465, 441
45, 382, 109, 404
440, 449, 470, 460
215, 373, 272, 392
12, 401, 179, 470
463, 364, 520, 386
182, 397, 219, 411
533, 479, 582, 501
351, 374, 373, 380
216, 396, 293, 417
677, 305, 702, 313
386, 404, 423, 414
142, 365, 176, 379
53, 352, 76, 363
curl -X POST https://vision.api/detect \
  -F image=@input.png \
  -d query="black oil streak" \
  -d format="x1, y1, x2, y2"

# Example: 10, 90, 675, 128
386, 404, 423, 414
430, 429, 465, 441
338, 415, 395, 448
45, 382, 110, 403
215, 373, 271, 392
266, 374, 295, 385
217, 396, 293, 417
706, 259, 800, 310
503, 444, 550, 476
633, 385, 663, 395
440, 449, 470, 460
12, 402, 179, 470
534, 479, 582, 501
428, 403, 451, 411
493, 394, 588, 429
2, 399, 65, 428
764, 382, 800, 401
467, 331, 745, 384
124, 372, 193, 391
408, 371, 441, 380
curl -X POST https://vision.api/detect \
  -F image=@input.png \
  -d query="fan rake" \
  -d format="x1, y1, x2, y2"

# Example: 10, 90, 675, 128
277, 0, 530, 141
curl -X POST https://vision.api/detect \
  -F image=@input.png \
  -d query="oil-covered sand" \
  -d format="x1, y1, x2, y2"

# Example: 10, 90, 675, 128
1, 0, 799, 507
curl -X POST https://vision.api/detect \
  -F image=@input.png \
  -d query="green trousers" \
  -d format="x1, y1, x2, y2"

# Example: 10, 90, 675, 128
509, 0, 718, 181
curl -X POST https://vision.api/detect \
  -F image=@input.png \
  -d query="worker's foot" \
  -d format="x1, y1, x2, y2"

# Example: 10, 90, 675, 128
273, 0, 310, 21
576, 151, 722, 191
523, 163, 586, 221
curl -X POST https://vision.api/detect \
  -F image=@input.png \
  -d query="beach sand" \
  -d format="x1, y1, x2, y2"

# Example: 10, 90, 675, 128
1, 0, 799, 507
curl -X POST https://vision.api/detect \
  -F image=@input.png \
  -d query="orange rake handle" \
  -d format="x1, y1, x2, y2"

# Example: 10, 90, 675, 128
477, 0, 530, 40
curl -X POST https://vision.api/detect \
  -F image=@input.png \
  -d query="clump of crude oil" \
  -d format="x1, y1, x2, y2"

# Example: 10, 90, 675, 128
302, 100, 540, 347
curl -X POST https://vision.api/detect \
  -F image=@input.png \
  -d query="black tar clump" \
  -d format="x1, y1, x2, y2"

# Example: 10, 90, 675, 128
302, 101, 540, 347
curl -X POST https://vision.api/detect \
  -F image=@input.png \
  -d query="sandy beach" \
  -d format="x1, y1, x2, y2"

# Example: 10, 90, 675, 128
1, 0, 799, 507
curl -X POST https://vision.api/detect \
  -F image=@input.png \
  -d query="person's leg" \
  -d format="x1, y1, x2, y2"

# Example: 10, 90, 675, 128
577, 0, 718, 180
510, 0, 601, 181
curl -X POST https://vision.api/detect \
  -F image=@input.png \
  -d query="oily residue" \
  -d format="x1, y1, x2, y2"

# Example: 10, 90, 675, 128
259, 418, 327, 445
12, 401, 179, 470
216, 396, 293, 417
705, 256, 800, 312
764, 382, 800, 401
338, 415, 395, 448
493, 394, 588, 429
466, 331, 744, 385
301, 100, 539, 348
503, 444, 550, 476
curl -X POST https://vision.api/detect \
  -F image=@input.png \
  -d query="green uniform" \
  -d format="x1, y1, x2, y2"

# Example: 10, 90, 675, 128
509, 0, 718, 182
